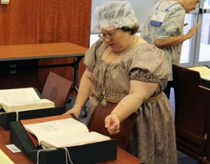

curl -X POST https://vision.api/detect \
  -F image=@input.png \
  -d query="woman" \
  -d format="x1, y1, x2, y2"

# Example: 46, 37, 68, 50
140, 0, 200, 98
66, 1, 177, 163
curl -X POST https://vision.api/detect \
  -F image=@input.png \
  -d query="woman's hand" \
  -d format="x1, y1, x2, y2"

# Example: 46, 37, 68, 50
186, 22, 201, 39
105, 113, 120, 135
63, 107, 82, 118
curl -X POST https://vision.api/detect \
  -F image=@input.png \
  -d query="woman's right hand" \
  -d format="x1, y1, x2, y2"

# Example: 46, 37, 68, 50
63, 107, 82, 118
186, 22, 201, 39
105, 113, 120, 135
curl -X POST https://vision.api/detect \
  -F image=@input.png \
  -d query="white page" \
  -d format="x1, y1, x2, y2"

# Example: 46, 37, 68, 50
0, 149, 15, 164
41, 131, 110, 148
188, 66, 210, 77
201, 75, 210, 81
2, 99, 55, 112
0, 87, 40, 104
24, 118, 89, 145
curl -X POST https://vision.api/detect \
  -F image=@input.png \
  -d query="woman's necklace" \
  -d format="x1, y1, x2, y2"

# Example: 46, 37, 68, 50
105, 35, 139, 63
113, 35, 138, 56
99, 35, 139, 106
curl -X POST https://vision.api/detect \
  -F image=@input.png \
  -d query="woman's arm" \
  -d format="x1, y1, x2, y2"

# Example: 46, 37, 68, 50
111, 80, 157, 121
154, 22, 200, 48
65, 69, 92, 118
105, 80, 158, 134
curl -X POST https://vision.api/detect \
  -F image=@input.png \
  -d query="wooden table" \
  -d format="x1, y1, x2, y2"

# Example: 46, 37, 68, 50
0, 42, 87, 61
0, 42, 87, 90
0, 127, 143, 164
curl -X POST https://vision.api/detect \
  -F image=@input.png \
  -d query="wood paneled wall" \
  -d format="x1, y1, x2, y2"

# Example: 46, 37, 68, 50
0, 0, 91, 92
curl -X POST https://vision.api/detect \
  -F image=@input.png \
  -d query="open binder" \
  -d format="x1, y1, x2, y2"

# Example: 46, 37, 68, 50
0, 106, 66, 130
9, 115, 117, 164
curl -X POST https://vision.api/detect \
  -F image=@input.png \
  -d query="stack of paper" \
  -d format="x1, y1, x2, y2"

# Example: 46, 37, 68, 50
188, 66, 210, 81
0, 149, 15, 164
0, 87, 55, 112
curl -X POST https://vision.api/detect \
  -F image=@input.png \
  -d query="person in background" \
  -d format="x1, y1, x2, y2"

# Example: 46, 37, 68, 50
65, 1, 177, 163
140, 0, 200, 98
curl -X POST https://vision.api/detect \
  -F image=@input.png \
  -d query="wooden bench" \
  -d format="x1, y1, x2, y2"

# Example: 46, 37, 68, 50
173, 64, 206, 160
198, 85, 210, 164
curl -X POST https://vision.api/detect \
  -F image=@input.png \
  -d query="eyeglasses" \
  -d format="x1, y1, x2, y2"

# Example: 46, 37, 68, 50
98, 30, 120, 40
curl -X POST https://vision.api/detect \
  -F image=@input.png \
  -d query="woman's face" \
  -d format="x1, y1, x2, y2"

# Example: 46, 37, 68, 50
100, 28, 131, 53
181, 0, 200, 13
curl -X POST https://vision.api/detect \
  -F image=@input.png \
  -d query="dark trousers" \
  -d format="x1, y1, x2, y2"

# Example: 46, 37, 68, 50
164, 81, 173, 99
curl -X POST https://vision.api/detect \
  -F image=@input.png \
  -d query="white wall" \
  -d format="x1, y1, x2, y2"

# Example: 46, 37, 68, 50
91, 0, 159, 33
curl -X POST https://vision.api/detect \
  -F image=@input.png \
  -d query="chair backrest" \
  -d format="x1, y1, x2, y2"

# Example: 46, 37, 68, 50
88, 103, 138, 150
173, 64, 204, 136
198, 85, 210, 163
172, 64, 206, 159
41, 71, 73, 107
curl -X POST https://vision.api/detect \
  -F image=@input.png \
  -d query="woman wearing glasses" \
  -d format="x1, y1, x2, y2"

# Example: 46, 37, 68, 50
66, 1, 177, 164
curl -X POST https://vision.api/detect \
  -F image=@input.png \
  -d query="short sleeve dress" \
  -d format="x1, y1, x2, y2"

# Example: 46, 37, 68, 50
84, 39, 177, 164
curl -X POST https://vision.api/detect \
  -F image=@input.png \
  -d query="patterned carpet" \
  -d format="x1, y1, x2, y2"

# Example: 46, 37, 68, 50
177, 151, 197, 164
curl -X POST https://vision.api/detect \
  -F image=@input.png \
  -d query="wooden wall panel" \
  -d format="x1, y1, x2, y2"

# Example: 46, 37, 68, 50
37, 0, 91, 91
0, 1, 38, 44
68, 0, 92, 47
37, 0, 72, 89
37, 0, 91, 47
0, 0, 91, 92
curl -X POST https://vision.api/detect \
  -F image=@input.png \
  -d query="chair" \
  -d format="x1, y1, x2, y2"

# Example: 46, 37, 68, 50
88, 103, 138, 150
198, 85, 210, 164
41, 71, 73, 107
172, 64, 206, 160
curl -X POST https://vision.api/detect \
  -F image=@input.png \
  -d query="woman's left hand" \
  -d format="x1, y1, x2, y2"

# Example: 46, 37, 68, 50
105, 114, 120, 135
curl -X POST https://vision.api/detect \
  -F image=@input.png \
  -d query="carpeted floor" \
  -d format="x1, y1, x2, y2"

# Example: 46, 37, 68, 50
66, 89, 198, 164
177, 150, 197, 164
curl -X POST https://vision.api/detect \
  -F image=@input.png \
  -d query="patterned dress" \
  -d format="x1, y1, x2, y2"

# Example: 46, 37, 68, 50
140, 0, 185, 81
84, 39, 177, 164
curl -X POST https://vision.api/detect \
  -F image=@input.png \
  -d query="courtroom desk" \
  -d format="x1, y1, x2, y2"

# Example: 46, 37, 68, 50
0, 126, 143, 164
0, 42, 87, 91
